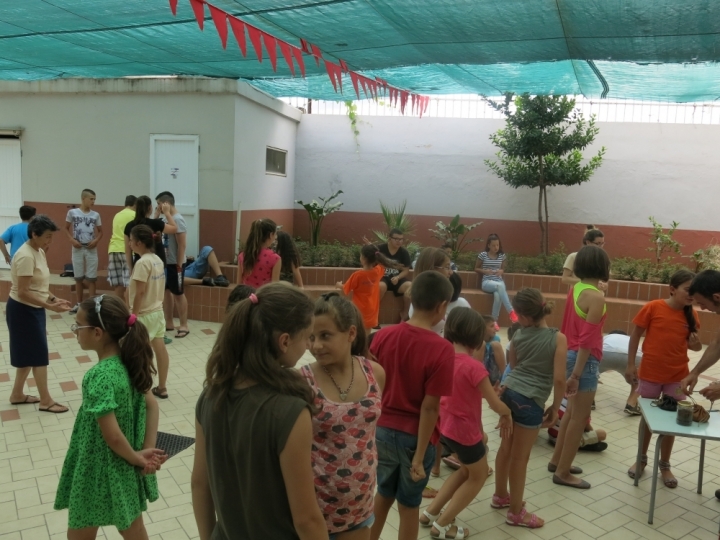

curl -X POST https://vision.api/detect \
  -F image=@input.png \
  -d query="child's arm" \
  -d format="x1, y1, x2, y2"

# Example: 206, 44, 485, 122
160, 204, 178, 234
97, 412, 164, 468
544, 332, 568, 428
369, 360, 386, 392
479, 377, 512, 439
271, 257, 281, 282
176, 232, 187, 272
131, 280, 146, 315
626, 325, 645, 385
0, 238, 10, 265
689, 332, 702, 352
293, 264, 304, 288
142, 391, 159, 449
65, 220, 81, 248
507, 341, 517, 369
490, 341, 506, 375
88, 224, 103, 248
411, 395, 441, 481
124, 235, 134, 273
192, 419, 216, 540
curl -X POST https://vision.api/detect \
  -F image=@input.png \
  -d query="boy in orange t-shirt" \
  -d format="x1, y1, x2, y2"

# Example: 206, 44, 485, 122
337, 244, 402, 330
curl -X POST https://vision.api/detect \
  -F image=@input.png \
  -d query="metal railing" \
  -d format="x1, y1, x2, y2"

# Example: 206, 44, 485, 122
282, 95, 720, 124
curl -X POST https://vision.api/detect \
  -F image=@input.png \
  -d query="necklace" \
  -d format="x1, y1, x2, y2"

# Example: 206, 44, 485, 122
322, 357, 355, 401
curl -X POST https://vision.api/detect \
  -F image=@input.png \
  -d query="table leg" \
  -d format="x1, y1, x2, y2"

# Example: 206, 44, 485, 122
648, 434, 664, 525
634, 416, 646, 487
698, 438, 706, 494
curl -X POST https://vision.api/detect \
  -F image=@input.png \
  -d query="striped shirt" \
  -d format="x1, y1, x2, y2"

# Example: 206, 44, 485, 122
478, 251, 505, 283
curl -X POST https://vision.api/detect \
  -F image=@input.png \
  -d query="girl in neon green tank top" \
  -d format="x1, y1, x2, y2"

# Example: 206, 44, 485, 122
549, 246, 610, 491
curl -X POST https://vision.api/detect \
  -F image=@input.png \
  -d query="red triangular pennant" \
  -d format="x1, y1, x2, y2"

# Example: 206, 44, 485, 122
311, 44, 323, 66
339, 59, 349, 72
359, 76, 369, 98
229, 17, 247, 56
411, 93, 417, 114
246, 24, 263, 62
400, 91, 409, 114
324, 60, 339, 92
278, 41, 295, 76
333, 63, 343, 93
189, 0, 205, 30
300, 39, 311, 54
349, 72, 361, 99
208, 5, 228, 49
291, 46, 306, 77
263, 33, 278, 71
169, 0, 178, 16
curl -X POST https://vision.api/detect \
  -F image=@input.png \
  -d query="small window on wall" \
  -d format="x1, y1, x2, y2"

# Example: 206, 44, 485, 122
266, 147, 287, 176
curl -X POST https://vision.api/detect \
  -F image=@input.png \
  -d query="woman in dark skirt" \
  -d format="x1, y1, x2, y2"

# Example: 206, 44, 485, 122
7, 215, 72, 413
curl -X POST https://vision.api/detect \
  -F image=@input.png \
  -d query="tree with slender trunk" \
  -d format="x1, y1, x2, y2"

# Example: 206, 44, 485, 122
485, 94, 605, 255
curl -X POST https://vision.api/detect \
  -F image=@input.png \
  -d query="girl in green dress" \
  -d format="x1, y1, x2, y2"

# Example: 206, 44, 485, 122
55, 294, 166, 539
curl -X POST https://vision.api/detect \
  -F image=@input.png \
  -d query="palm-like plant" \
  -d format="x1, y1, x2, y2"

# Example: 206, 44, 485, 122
372, 200, 420, 251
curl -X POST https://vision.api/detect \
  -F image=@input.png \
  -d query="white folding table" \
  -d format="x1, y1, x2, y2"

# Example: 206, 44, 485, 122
634, 397, 720, 530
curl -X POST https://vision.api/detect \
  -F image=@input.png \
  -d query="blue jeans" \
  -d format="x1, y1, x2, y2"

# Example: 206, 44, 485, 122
501, 387, 544, 429
481, 279, 513, 319
566, 350, 600, 393
184, 246, 213, 279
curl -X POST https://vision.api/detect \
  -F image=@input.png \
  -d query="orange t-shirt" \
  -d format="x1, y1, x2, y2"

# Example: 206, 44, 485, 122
344, 265, 385, 329
634, 299, 700, 383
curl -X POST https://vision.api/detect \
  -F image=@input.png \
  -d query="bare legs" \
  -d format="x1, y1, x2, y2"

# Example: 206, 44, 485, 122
67, 515, 149, 540
550, 391, 595, 484
495, 423, 541, 523
628, 423, 676, 484
10, 366, 67, 411
164, 291, 188, 334
370, 494, 421, 540
150, 338, 170, 396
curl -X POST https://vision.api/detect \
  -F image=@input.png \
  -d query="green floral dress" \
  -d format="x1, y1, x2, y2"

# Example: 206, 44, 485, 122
54, 356, 159, 530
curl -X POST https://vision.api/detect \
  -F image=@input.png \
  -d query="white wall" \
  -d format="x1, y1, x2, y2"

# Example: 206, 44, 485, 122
296, 115, 720, 231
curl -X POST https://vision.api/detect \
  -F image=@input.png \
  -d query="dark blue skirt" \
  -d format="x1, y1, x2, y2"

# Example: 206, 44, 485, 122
6, 297, 48, 368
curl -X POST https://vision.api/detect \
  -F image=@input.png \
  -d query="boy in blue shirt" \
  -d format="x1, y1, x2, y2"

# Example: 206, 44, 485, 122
0, 205, 36, 264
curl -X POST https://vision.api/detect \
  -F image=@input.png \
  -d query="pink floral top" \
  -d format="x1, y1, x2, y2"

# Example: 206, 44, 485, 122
300, 358, 381, 534
237, 248, 280, 288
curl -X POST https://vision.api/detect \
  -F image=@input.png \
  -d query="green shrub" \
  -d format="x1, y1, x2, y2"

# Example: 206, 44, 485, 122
692, 244, 720, 272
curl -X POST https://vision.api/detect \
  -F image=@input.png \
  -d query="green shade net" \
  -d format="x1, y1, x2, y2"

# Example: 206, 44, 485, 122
1, 0, 719, 102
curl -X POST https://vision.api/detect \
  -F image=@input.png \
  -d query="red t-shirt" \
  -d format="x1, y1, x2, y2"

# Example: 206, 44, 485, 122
634, 299, 700, 383
370, 323, 455, 444
238, 248, 280, 288
440, 353, 488, 446
344, 265, 384, 328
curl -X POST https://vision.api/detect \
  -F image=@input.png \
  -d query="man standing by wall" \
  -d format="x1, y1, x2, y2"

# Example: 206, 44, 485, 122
156, 192, 189, 338
107, 195, 136, 299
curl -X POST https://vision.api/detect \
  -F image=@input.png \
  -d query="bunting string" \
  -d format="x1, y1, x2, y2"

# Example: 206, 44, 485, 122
170, 0, 430, 116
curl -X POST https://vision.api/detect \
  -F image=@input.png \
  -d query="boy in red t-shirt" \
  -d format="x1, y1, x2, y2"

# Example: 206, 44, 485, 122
369, 271, 455, 540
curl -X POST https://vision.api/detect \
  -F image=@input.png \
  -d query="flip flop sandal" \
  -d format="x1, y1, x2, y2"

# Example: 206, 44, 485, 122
552, 474, 591, 489
547, 463, 583, 474
506, 508, 543, 529
152, 386, 169, 399
659, 460, 678, 488
431, 521, 470, 539
627, 455, 648, 479
39, 402, 69, 414
11, 395, 40, 405
175, 330, 190, 339
490, 494, 526, 509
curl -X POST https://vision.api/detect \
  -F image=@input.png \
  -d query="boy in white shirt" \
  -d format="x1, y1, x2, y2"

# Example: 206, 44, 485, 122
65, 189, 103, 313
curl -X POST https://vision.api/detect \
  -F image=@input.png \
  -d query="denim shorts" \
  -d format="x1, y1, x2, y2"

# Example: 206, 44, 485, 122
501, 387, 544, 429
566, 350, 600, 393
184, 246, 213, 279
328, 515, 375, 540
375, 427, 435, 508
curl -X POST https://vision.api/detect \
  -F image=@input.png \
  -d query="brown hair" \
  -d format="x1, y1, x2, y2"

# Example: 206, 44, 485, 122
574, 245, 610, 281
361, 244, 401, 270
276, 231, 302, 275
227, 284, 255, 312
314, 293, 368, 357
80, 295, 155, 394
410, 270, 453, 312
670, 269, 698, 334
204, 282, 316, 411
134, 195, 153, 222
445, 307, 485, 349
512, 287, 554, 322
582, 226, 604, 245
414, 247, 450, 275
130, 224, 155, 251
242, 219, 277, 278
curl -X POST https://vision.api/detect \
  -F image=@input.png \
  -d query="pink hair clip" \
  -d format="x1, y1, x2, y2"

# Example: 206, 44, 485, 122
127, 314, 137, 326
249, 293, 259, 304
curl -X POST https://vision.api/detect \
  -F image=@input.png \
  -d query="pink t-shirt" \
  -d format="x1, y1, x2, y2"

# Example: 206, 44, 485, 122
237, 248, 281, 288
439, 353, 489, 446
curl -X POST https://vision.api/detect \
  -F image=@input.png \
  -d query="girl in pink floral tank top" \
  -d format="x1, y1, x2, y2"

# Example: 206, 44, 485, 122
303, 293, 385, 538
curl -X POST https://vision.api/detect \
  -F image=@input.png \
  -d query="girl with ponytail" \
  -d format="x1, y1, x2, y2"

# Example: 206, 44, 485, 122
625, 269, 701, 488
123, 195, 177, 270
55, 294, 165, 538
237, 218, 281, 287
193, 282, 328, 539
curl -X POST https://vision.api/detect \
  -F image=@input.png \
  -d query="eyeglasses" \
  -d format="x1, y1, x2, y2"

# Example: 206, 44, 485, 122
389, 237, 404, 242
70, 324, 95, 334
94, 295, 106, 330
435, 265, 452, 271
593, 241, 605, 247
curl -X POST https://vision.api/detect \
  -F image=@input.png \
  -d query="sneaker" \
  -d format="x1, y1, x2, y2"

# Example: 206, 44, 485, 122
213, 275, 230, 287
494, 322, 500, 332
69, 304, 80, 314
591, 400, 596, 410
624, 403, 641, 416
163, 336, 172, 345
580, 442, 608, 452
201, 277, 215, 287
509, 310, 519, 324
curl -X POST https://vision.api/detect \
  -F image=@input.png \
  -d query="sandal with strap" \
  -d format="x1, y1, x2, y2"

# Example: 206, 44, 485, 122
431, 521, 470, 539
627, 455, 648, 479
659, 460, 678, 488
491, 494, 526, 509
420, 510, 453, 528
506, 508, 544, 529
152, 386, 169, 400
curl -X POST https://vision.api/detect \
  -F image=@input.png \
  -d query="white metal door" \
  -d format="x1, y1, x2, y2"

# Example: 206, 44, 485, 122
0, 139, 22, 269
150, 135, 199, 259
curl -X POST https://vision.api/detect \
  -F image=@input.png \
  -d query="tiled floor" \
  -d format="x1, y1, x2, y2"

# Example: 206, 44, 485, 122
1, 307, 720, 540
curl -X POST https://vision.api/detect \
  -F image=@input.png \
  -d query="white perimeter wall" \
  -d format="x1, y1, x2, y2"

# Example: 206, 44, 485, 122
296, 115, 720, 231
